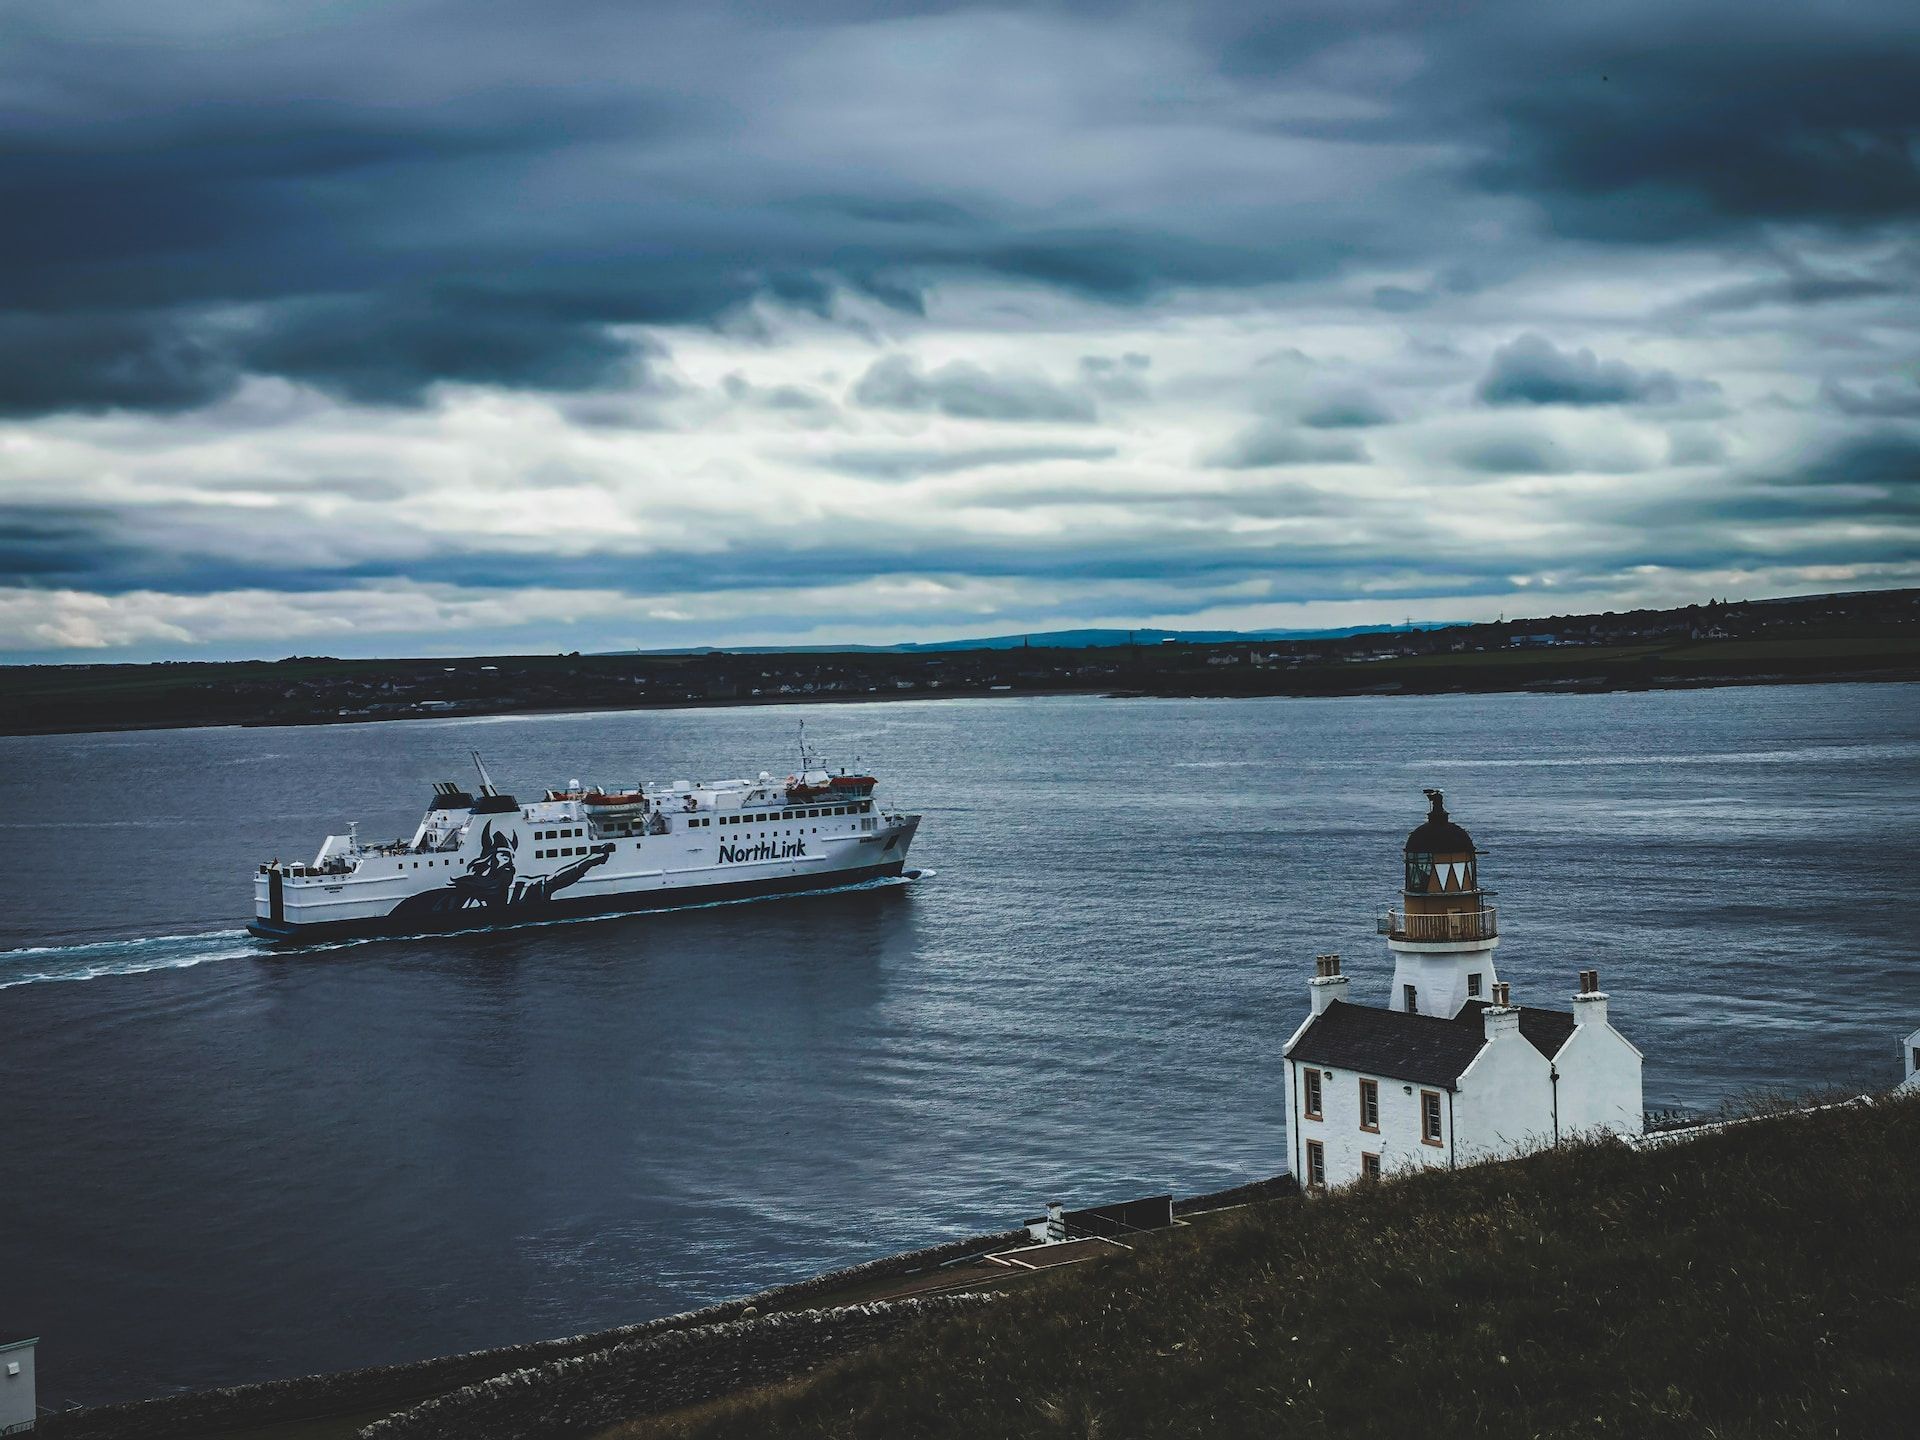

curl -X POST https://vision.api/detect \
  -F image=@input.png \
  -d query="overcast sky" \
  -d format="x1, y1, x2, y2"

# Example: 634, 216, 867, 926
2, 0, 1917, 660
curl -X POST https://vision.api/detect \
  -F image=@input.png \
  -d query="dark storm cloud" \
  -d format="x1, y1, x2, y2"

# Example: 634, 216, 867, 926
1589, 433, 1920, 543
2, 1, 1917, 416
1785, 432, 1920, 495
1477, 335, 1684, 408
238, 294, 642, 407
0, 312, 238, 418
1454, 4, 1920, 242
851, 356, 1099, 423
0, 506, 129, 582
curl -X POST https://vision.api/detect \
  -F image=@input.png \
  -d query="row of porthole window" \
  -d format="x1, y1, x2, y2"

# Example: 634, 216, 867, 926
535, 847, 591, 859
536, 827, 584, 840
722, 802, 869, 825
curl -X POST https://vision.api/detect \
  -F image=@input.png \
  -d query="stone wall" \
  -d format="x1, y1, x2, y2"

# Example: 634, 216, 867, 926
35, 1230, 1025, 1440
360, 1297, 995, 1440
1173, 1172, 1300, 1215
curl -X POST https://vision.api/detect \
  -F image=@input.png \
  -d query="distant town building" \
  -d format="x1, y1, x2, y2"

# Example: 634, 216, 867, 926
1282, 791, 1643, 1189
0, 1331, 35, 1436
1899, 1027, 1920, 1094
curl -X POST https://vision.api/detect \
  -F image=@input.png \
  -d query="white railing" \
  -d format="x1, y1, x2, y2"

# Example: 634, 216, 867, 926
1379, 907, 1498, 942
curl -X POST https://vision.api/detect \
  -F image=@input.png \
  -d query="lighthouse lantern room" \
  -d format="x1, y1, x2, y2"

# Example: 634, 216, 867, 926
1379, 789, 1499, 1017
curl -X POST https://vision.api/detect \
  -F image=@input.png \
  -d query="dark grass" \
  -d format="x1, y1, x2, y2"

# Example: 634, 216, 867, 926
607, 1095, 1920, 1440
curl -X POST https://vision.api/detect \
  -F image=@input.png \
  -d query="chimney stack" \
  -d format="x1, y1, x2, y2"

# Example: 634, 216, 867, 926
1310, 954, 1350, 1015
1045, 1202, 1066, 1244
1573, 969, 1609, 1026
1482, 980, 1521, 1040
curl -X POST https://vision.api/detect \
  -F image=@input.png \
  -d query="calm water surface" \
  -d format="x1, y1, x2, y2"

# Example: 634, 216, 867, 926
3, 686, 1917, 1405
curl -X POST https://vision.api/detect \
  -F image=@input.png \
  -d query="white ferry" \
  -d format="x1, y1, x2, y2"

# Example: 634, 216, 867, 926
248, 739, 921, 942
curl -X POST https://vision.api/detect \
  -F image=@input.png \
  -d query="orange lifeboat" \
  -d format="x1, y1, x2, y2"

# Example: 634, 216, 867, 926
584, 790, 646, 808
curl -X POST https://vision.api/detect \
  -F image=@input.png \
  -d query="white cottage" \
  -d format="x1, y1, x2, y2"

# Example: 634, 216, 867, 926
0, 1331, 34, 1437
1899, 1027, 1920, 1094
1282, 791, 1643, 1190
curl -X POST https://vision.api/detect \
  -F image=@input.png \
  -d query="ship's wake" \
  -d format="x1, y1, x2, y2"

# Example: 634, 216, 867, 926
0, 870, 934, 989
0, 929, 267, 990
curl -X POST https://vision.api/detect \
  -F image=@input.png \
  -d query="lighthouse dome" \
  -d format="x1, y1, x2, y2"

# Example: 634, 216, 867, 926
1406, 789, 1474, 855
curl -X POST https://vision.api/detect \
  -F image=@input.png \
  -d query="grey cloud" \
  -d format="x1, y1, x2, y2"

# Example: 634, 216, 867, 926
1204, 422, 1369, 469
1078, 353, 1152, 402
1785, 432, 1920, 493
1302, 389, 1391, 429
1822, 378, 1920, 418
1674, 273, 1902, 317
1373, 286, 1431, 313
1666, 429, 1728, 466
1477, 334, 1684, 407
722, 374, 837, 413
851, 355, 1098, 423
1453, 433, 1574, 475
814, 444, 1117, 480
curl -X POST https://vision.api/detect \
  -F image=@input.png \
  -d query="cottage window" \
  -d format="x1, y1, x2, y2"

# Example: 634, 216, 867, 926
1421, 1090, 1443, 1146
1467, 973, 1482, 998
1303, 1068, 1323, 1119
1361, 1152, 1382, 1181
1359, 1079, 1379, 1132
1305, 1139, 1326, 1188
1404, 984, 1418, 1014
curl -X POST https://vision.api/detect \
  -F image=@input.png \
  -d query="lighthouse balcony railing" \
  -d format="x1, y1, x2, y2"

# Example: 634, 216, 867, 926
1378, 907, 1499, 942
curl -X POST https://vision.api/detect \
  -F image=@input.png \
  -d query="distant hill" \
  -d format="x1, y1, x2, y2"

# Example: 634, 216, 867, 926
614, 623, 1452, 656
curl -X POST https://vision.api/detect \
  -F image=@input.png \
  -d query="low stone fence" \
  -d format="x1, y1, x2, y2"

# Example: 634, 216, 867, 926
739, 1226, 1030, 1306
35, 1230, 1025, 1440
1173, 1172, 1300, 1216
360, 1295, 994, 1440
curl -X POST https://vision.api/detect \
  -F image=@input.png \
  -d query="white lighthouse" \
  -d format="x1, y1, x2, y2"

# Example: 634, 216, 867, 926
1382, 789, 1499, 1017
1284, 790, 1644, 1191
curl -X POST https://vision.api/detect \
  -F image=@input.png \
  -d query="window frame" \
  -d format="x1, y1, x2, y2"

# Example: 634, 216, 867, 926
1359, 1078, 1380, 1133
1404, 983, 1419, 1014
1421, 1089, 1444, 1147
1467, 972, 1482, 998
1302, 1067, 1323, 1120
1305, 1138, 1326, 1188
1361, 1151, 1382, 1181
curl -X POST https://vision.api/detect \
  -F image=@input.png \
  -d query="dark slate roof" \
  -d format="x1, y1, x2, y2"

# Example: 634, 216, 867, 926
1286, 1001, 1488, 1088
0, 1329, 36, 1347
1286, 999, 1579, 1087
1458, 1000, 1577, 1061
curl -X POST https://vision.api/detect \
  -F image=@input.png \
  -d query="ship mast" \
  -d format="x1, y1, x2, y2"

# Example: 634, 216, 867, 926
470, 749, 499, 797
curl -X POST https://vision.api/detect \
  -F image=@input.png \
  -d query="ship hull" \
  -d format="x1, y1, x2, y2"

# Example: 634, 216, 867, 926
248, 855, 915, 945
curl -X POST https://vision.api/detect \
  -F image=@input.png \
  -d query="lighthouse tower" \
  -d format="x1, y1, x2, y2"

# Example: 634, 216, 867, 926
1380, 789, 1499, 1016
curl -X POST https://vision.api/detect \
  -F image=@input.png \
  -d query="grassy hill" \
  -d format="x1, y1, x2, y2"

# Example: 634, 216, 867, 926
607, 1095, 1920, 1440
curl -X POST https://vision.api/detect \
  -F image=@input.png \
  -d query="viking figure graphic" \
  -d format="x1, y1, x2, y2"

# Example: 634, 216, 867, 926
391, 824, 613, 920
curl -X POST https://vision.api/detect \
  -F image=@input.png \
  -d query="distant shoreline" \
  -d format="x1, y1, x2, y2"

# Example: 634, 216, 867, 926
5, 665, 1915, 740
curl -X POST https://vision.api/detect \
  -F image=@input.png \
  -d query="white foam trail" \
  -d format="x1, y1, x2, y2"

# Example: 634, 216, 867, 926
0, 929, 263, 990
0, 870, 932, 987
